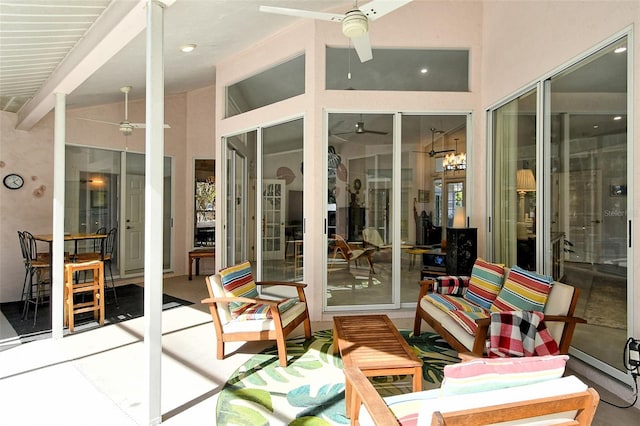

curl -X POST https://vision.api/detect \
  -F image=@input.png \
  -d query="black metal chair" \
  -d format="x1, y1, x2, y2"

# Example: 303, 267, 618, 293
21, 231, 51, 326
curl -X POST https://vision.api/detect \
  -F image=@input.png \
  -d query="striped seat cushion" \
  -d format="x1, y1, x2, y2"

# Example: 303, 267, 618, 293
446, 310, 490, 335
219, 261, 259, 318
423, 293, 486, 314
490, 266, 553, 313
463, 259, 505, 310
234, 297, 300, 321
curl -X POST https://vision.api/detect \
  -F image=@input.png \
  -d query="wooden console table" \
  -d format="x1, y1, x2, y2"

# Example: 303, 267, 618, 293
188, 248, 214, 280
333, 314, 423, 420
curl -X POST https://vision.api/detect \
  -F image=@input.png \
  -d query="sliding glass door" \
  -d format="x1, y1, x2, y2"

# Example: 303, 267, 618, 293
490, 35, 631, 381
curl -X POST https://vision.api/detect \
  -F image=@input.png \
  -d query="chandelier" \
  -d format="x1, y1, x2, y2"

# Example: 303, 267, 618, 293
443, 138, 466, 171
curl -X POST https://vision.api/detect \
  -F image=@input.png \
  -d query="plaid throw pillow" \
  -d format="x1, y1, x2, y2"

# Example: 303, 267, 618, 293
490, 266, 553, 313
219, 261, 259, 318
463, 259, 505, 310
434, 276, 469, 296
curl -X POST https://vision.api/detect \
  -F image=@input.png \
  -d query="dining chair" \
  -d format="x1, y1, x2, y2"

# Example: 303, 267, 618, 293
21, 231, 51, 326
75, 227, 117, 305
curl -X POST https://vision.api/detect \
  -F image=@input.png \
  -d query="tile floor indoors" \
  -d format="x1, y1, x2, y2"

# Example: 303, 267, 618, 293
0, 274, 638, 425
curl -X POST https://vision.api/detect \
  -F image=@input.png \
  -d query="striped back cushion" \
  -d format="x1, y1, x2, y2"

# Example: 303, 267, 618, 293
463, 259, 505, 310
490, 265, 553, 313
219, 261, 258, 318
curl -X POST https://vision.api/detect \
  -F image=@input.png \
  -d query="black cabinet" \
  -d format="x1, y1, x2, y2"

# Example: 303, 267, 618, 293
348, 206, 365, 241
445, 228, 477, 275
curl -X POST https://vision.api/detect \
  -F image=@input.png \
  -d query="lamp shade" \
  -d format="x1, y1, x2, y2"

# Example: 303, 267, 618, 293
516, 169, 536, 192
452, 206, 466, 228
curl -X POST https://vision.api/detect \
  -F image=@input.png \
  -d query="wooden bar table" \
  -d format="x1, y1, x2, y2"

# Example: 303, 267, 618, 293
333, 314, 423, 419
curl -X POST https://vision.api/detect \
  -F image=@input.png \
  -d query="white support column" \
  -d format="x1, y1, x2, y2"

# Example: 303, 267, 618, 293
52, 93, 66, 339
144, 1, 165, 424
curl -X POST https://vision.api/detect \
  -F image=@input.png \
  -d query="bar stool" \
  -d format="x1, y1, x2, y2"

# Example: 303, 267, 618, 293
64, 260, 104, 333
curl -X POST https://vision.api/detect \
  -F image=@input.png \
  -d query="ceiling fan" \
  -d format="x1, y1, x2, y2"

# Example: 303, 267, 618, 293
415, 127, 455, 157
331, 115, 389, 139
259, 0, 413, 63
76, 86, 170, 136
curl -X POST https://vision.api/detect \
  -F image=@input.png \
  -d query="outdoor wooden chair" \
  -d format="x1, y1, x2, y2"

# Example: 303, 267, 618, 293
202, 261, 312, 367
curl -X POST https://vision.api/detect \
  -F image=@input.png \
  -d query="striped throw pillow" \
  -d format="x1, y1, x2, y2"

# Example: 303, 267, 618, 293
490, 266, 553, 313
424, 294, 487, 314
463, 259, 505, 310
440, 354, 569, 396
219, 261, 259, 318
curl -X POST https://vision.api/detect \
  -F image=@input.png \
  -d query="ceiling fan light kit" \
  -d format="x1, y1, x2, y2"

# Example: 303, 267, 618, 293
342, 10, 368, 38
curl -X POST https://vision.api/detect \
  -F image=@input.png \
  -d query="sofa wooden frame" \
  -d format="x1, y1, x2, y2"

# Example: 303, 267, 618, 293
413, 278, 587, 356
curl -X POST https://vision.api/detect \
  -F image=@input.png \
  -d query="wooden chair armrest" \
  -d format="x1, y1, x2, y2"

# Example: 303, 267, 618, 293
417, 279, 435, 300
343, 367, 398, 425
200, 296, 280, 306
543, 315, 587, 325
458, 352, 480, 362
256, 281, 308, 289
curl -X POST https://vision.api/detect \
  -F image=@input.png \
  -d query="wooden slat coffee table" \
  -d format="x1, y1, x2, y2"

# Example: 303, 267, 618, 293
333, 314, 423, 418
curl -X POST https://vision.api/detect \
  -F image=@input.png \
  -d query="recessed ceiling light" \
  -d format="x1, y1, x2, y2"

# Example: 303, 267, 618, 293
593, 125, 599, 129
180, 44, 196, 53
613, 116, 622, 121
420, 68, 428, 74
614, 46, 627, 53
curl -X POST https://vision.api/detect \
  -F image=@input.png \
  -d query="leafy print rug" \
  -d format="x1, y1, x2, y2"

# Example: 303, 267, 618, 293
215, 329, 457, 425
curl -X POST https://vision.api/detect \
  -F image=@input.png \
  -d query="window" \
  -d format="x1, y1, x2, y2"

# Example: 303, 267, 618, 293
194, 159, 215, 248
326, 48, 469, 91
225, 54, 305, 117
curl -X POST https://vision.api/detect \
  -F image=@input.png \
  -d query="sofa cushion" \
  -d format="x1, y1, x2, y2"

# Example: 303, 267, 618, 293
490, 266, 553, 313
440, 354, 569, 396
434, 276, 469, 296
219, 261, 259, 318
423, 293, 486, 314
463, 259, 505, 310
447, 310, 490, 335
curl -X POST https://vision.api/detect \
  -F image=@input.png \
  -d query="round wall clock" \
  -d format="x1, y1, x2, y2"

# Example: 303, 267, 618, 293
3, 173, 24, 190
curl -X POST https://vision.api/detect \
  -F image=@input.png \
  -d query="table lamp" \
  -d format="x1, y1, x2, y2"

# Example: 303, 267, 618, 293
452, 206, 466, 228
516, 169, 536, 222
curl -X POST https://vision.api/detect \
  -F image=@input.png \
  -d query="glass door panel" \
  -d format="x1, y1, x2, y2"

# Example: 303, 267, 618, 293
400, 115, 467, 303
225, 131, 255, 266
261, 118, 304, 282
326, 112, 394, 307
491, 89, 538, 271
548, 37, 628, 374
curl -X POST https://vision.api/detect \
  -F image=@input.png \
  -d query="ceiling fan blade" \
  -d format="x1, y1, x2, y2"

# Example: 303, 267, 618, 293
364, 129, 388, 135
435, 149, 455, 154
259, 6, 344, 22
330, 134, 349, 142
130, 123, 171, 129
351, 33, 373, 62
76, 117, 119, 126
361, 0, 414, 21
